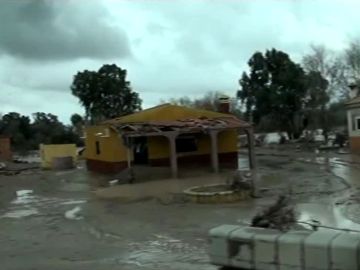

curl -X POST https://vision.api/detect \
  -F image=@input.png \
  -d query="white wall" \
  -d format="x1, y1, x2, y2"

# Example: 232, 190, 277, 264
347, 108, 360, 137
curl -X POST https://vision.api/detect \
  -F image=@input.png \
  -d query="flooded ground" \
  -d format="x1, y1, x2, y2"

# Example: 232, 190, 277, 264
1, 145, 360, 269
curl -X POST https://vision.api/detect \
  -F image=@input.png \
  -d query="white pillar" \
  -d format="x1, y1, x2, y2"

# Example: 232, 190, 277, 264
347, 110, 353, 137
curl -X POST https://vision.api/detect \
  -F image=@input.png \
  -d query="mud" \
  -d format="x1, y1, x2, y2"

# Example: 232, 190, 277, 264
1, 147, 360, 269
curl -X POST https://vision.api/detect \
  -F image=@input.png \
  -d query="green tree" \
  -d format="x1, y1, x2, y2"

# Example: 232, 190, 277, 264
0, 112, 32, 151
70, 113, 84, 137
32, 113, 81, 146
238, 49, 308, 139
71, 64, 142, 123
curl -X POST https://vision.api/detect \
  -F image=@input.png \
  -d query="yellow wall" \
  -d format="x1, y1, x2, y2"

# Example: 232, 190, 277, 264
40, 144, 77, 168
218, 129, 238, 153
147, 136, 169, 159
84, 125, 128, 162
147, 129, 237, 160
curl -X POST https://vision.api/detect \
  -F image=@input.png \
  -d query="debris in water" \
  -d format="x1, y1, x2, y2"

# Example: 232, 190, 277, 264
65, 206, 83, 220
2, 208, 39, 218
109, 179, 119, 186
16, 190, 33, 197
251, 195, 296, 231
0, 162, 6, 170
60, 200, 86, 205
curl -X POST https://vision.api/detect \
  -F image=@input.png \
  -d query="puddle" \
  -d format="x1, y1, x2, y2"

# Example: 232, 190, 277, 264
65, 206, 83, 220
1, 190, 86, 219
60, 183, 89, 192
1, 208, 39, 218
60, 200, 86, 205
297, 203, 360, 231
124, 234, 211, 269
16, 190, 33, 196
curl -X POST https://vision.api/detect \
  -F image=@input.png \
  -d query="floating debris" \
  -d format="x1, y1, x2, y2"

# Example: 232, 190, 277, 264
65, 206, 83, 220
16, 190, 33, 197
2, 208, 39, 218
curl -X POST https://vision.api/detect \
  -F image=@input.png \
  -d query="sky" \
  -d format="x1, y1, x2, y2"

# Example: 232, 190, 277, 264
1, 0, 360, 123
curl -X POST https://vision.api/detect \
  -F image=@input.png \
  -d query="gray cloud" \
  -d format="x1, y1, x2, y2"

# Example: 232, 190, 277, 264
2, 0, 360, 123
0, 0, 131, 61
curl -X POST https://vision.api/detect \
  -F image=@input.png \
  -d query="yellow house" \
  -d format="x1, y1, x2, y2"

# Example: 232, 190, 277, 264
84, 104, 252, 176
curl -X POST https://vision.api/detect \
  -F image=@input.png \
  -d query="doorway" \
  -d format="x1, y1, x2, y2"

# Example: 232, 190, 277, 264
133, 137, 149, 164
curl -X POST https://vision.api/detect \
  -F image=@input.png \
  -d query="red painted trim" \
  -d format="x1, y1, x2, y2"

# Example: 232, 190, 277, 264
86, 152, 238, 173
149, 152, 238, 168
86, 159, 127, 174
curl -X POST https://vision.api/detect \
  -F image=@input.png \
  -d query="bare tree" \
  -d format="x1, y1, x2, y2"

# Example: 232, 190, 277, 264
161, 91, 241, 116
345, 40, 360, 89
303, 44, 348, 99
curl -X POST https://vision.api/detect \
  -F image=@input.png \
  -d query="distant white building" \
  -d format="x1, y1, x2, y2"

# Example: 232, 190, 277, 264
346, 84, 360, 153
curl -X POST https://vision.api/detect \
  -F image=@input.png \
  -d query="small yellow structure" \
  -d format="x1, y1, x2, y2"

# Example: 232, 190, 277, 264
84, 104, 254, 177
0, 136, 12, 161
40, 144, 77, 169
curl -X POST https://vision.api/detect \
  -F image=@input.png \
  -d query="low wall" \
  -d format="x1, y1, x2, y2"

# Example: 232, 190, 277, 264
86, 159, 127, 174
350, 136, 360, 154
209, 224, 360, 269
150, 152, 238, 169
184, 184, 251, 203
40, 144, 77, 169
0, 137, 12, 161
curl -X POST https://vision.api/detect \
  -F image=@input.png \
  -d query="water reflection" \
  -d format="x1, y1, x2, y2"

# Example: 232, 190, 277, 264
297, 203, 360, 231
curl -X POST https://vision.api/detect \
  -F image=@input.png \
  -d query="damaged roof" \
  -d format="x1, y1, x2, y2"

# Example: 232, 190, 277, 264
103, 104, 238, 124
103, 104, 251, 136
111, 117, 250, 137
345, 96, 360, 108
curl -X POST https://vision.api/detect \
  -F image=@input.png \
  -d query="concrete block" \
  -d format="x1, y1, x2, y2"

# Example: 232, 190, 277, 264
278, 230, 312, 270
209, 225, 239, 259
229, 226, 257, 269
304, 230, 340, 270
254, 228, 282, 270
331, 233, 360, 270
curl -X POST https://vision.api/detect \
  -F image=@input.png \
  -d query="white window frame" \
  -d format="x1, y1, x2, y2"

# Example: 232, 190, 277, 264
101, 128, 110, 137
355, 116, 360, 131
94, 128, 110, 138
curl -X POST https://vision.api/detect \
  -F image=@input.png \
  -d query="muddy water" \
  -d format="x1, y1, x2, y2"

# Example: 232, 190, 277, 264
245, 150, 360, 233
3, 150, 360, 270
297, 203, 360, 231
0, 189, 87, 219
124, 234, 214, 269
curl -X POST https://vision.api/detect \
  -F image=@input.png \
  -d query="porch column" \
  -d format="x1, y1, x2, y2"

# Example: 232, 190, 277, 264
246, 128, 256, 169
121, 135, 132, 168
209, 130, 219, 173
245, 128, 258, 197
165, 132, 179, 178
347, 110, 352, 136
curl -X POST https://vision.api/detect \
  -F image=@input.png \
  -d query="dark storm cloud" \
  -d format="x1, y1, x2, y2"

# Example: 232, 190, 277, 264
0, 0, 131, 61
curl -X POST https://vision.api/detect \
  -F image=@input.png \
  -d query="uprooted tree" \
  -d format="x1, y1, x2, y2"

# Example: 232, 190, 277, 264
71, 64, 142, 124
251, 195, 296, 231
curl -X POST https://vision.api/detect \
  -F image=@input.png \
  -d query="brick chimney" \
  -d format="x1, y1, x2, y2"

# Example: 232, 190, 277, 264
218, 96, 231, 114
